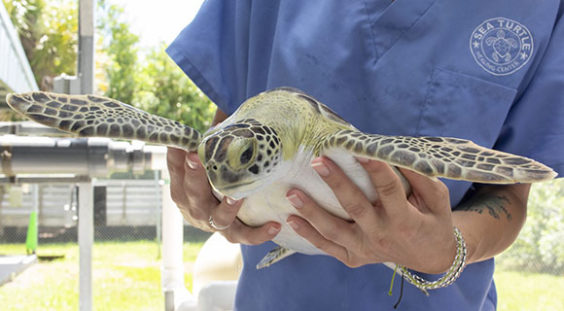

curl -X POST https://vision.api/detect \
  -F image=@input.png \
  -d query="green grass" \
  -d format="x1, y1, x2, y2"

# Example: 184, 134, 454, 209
2, 241, 563, 310
495, 270, 564, 311
0, 241, 203, 311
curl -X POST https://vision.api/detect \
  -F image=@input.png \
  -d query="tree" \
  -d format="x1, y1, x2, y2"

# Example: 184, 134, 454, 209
3, 0, 77, 88
94, 2, 214, 132
4, 0, 215, 132
497, 179, 564, 275
97, 1, 138, 105
134, 44, 215, 133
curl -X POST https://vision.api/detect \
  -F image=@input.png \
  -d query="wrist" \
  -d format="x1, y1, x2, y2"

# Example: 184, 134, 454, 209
411, 225, 459, 274
452, 213, 481, 265
430, 231, 459, 274
399, 227, 467, 294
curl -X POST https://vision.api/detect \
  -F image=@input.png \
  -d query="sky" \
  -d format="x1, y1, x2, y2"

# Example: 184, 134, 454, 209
107, 0, 205, 49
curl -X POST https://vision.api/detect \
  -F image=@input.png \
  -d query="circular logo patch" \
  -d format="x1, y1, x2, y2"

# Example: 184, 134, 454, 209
470, 17, 533, 76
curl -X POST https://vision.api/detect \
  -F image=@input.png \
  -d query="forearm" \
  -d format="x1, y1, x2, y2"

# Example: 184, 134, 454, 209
452, 183, 530, 265
212, 108, 228, 125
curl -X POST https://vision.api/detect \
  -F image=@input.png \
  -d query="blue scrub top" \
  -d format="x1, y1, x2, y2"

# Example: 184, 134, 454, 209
167, 0, 564, 310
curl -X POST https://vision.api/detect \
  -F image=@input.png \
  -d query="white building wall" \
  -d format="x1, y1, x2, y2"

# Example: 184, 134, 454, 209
0, 2, 39, 102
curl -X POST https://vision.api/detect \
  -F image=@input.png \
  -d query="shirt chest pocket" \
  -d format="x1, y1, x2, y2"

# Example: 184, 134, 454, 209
417, 67, 517, 147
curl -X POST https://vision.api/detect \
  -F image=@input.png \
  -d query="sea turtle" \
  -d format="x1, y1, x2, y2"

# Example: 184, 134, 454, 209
6, 87, 556, 271
485, 29, 518, 63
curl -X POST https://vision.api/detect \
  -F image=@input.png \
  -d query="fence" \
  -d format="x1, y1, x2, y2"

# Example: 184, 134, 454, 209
1, 175, 562, 275
0, 177, 164, 243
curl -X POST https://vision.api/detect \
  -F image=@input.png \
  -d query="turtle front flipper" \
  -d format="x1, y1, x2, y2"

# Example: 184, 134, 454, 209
321, 129, 557, 184
6, 92, 201, 151
256, 246, 296, 269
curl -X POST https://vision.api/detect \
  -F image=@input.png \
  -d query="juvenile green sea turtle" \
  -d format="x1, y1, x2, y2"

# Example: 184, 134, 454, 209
6, 87, 556, 270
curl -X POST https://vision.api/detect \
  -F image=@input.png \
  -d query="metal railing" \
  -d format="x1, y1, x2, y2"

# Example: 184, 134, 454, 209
0, 179, 162, 231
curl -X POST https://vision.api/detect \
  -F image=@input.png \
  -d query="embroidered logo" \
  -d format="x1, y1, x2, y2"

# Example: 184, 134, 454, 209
470, 17, 533, 76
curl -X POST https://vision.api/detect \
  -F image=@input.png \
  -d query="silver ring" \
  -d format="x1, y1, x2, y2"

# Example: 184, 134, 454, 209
208, 215, 230, 231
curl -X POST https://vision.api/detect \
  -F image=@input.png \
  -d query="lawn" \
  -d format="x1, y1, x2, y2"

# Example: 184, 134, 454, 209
0, 241, 202, 311
1, 241, 563, 310
495, 270, 564, 311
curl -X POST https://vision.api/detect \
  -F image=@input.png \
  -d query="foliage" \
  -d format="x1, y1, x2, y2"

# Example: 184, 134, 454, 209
97, 1, 138, 105
96, 2, 214, 132
3, 0, 78, 87
95, 2, 214, 131
96, 0, 214, 131
497, 178, 564, 274
134, 44, 215, 132
3, 0, 216, 130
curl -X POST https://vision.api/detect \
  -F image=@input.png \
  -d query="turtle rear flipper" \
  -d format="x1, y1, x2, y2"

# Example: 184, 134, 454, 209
321, 129, 557, 184
6, 92, 201, 151
256, 246, 296, 269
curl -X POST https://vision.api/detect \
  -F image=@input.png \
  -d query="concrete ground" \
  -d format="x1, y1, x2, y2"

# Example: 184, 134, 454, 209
0, 254, 36, 286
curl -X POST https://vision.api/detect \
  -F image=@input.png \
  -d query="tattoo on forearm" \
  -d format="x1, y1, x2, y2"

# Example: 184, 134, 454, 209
455, 194, 511, 220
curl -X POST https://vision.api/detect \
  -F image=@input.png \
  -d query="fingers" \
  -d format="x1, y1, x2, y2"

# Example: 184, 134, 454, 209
310, 157, 379, 230
223, 219, 281, 245
210, 198, 281, 244
168, 149, 217, 229
208, 197, 243, 229
399, 168, 451, 215
166, 147, 188, 170
356, 158, 419, 220
285, 191, 384, 268
183, 152, 219, 217
182, 153, 216, 204
291, 156, 456, 270
167, 148, 191, 205
167, 148, 281, 243
214, 196, 281, 245
286, 189, 358, 248
286, 215, 353, 265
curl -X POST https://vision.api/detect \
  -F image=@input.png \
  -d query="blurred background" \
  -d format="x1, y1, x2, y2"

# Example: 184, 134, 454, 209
0, 1, 562, 310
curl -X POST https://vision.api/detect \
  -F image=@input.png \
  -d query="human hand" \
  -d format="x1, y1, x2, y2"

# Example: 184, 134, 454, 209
167, 147, 281, 244
286, 157, 458, 274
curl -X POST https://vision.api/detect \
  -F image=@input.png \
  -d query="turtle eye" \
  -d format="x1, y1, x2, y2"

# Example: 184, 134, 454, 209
240, 146, 253, 165
227, 138, 256, 170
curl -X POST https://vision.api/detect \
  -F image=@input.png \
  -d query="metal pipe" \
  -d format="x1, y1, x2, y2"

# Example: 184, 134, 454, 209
76, 1, 94, 308
0, 122, 69, 137
161, 167, 195, 311
0, 136, 166, 177
78, 180, 93, 311
78, 0, 94, 94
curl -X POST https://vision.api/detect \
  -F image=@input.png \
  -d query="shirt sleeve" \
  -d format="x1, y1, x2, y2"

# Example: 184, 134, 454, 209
166, 0, 279, 115
494, 4, 564, 177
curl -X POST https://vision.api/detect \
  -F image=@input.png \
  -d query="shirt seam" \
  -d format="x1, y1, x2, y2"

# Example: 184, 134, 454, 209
167, 47, 229, 113
367, 0, 439, 65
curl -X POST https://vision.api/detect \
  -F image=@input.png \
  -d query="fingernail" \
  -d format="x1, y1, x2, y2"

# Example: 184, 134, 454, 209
268, 224, 281, 235
226, 197, 239, 206
355, 156, 370, 163
186, 154, 200, 170
311, 159, 330, 177
287, 220, 299, 230
287, 193, 304, 208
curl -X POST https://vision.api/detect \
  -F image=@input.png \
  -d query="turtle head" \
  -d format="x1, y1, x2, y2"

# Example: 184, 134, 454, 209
198, 120, 283, 199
